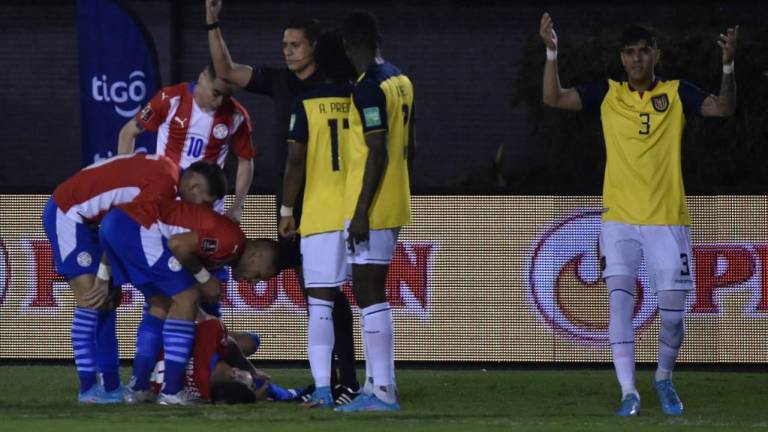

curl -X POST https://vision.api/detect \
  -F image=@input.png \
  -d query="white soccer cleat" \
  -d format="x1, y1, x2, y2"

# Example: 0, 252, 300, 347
124, 388, 157, 404
157, 389, 200, 406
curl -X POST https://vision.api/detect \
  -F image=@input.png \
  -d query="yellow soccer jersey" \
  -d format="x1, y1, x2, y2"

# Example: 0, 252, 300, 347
576, 78, 708, 225
343, 61, 414, 229
287, 82, 354, 236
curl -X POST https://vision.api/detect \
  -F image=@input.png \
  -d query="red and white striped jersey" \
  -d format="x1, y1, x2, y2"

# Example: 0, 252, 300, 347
135, 82, 256, 169
119, 198, 245, 267
52, 153, 179, 224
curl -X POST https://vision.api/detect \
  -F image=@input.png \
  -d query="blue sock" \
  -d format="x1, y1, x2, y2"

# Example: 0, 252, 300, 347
96, 309, 120, 391
161, 319, 195, 395
132, 313, 165, 391
266, 382, 297, 401
72, 307, 99, 394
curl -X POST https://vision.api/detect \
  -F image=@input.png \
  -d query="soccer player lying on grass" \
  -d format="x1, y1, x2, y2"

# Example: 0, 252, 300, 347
138, 308, 302, 404
98, 196, 280, 405
42, 153, 222, 404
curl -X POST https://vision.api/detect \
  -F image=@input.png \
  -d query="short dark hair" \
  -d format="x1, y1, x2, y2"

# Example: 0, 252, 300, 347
342, 10, 382, 52
284, 18, 322, 45
185, 161, 227, 200
256, 238, 281, 273
621, 25, 657, 48
315, 30, 357, 82
210, 380, 257, 405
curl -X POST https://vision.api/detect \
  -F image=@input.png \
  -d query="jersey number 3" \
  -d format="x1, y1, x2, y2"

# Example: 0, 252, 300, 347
639, 113, 651, 135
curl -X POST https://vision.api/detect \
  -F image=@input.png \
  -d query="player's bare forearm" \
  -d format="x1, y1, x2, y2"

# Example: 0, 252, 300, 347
117, 119, 142, 154
717, 70, 736, 116
223, 338, 257, 373
353, 133, 388, 219
542, 61, 582, 111
542, 59, 561, 107
281, 141, 306, 208
233, 157, 253, 211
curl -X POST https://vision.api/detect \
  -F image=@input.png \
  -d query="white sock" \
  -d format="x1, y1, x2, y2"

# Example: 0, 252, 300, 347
308, 298, 334, 388
361, 314, 374, 395
607, 276, 638, 398
361, 302, 396, 403
656, 290, 687, 382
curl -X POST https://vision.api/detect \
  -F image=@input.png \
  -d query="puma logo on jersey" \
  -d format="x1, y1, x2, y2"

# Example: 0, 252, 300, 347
173, 116, 188, 128
160, 91, 169, 101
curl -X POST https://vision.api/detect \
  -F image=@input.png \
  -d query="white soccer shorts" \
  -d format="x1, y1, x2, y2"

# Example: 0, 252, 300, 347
301, 230, 349, 288
599, 221, 693, 292
344, 221, 400, 265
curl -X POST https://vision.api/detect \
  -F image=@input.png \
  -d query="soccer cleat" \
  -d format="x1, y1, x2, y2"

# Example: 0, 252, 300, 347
124, 387, 157, 404
94, 384, 125, 404
334, 393, 400, 412
654, 379, 683, 416
157, 389, 200, 406
333, 384, 360, 406
615, 393, 641, 417
77, 385, 104, 404
301, 386, 333, 408
78, 384, 124, 404
299, 384, 316, 404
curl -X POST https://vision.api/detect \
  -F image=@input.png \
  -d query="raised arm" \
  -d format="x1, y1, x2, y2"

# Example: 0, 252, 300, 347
540, 12, 583, 111
701, 25, 738, 117
206, 0, 255, 89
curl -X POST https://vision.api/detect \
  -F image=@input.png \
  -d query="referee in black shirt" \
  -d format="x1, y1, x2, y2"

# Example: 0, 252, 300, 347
206, 0, 360, 404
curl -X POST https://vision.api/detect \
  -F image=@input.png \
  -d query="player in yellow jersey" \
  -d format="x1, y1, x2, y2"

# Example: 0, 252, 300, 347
335, 11, 415, 413
540, 13, 737, 417
279, 30, 358, 409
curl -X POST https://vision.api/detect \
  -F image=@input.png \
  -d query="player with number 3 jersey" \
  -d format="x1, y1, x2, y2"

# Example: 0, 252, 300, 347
539, 13, 737, 417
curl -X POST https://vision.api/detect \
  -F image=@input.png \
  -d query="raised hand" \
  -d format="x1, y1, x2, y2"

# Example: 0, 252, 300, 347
206, 0, 221, 23
718, 25, 738, 64
539, 12, 558, 51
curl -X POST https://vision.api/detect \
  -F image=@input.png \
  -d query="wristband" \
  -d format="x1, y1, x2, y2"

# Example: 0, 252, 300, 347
723, 62, 734, 74
206, 21, 220, 31
546, 48, 558, 61
96, 263, 111, 281
194, 268, 212, 284
280, 205, 293, 217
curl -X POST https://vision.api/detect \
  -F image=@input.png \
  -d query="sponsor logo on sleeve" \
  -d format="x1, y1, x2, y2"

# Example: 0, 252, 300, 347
289, 114, 296, 131
139, 104, 154, 122
363, 107, 382, 128
202, 238, 219, 253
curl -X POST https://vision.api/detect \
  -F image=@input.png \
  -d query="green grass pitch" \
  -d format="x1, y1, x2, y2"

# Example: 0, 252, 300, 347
0, 366, 766, 432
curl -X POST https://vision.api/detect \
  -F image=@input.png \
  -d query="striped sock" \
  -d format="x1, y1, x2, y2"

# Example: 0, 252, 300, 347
161, 319, 195, 395
96, 309, 120, 391
72, 307, 99, 394
132, 313, 165, 391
